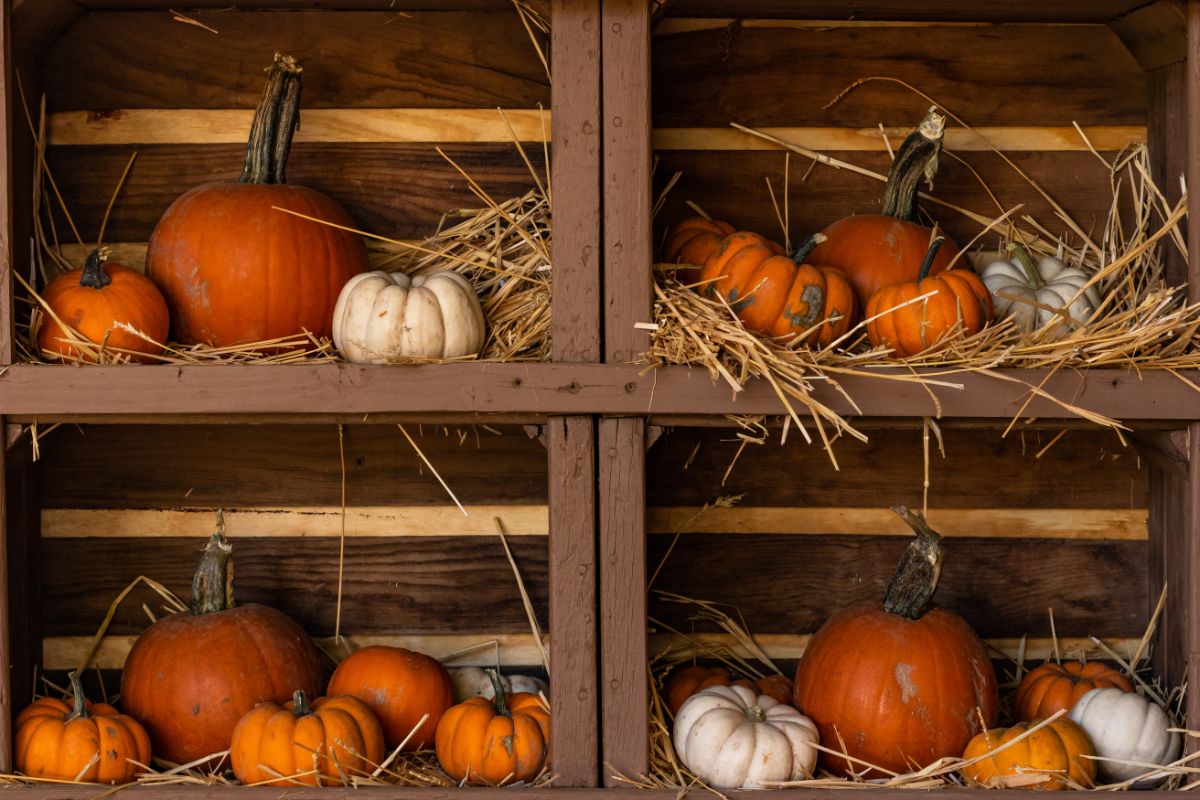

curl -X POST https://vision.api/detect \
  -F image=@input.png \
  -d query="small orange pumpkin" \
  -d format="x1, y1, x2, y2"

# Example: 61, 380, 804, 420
230, 690, 385, 786
15, 672, 151, 784
37, 248, 169, 363
435, 670, 551, 785
962, 718, 1096, 790
661, 216, 737, 283
1015, 662, 1134, 722
664, 666, 794, 716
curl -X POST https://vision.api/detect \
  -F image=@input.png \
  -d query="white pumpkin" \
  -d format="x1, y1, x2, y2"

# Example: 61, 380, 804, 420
673, 684, 819, 789
980, 244, 1101, 337
332, 270, 485, 363
1068, 688, 1179, 783
449, 666, 547, 702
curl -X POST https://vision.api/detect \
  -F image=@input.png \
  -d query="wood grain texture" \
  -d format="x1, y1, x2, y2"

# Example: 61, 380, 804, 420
1188, 422, 1200, 734
599, 417, 648, 784
652, 23, 1144, 128
42, 11, 549, 111
4, 457, 40, 720
648, 534, 1148, 638
658, 3, 1145, 23
547, 416, 598, 786
1111, 0, 1187, 70
1191, 0, 1200, 304
1148, 461, 1187, 689
0, 417, 12, 770
1148, 62, 1188, 287
0, 0, 12, 367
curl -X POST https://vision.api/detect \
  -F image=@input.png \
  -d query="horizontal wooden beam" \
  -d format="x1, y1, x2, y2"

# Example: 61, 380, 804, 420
55, 242, 416, 274
653, 19, 1109, 35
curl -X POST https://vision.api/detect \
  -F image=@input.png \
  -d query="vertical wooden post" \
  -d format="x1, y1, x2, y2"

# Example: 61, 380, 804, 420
1185, 0, 1200, 742
598, 417, 648, 785
601, 0, 653, 364
0, 422, 12, 771
547, 416, 597, 786
0, 0, 14, 367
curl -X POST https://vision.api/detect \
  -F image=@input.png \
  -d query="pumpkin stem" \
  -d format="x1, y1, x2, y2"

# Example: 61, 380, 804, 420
67, 671, 89, 720
79, 247, 112, 290
881, 106, 946, 222
239, 53, 302, 186
791, 233, 827, 265
882, 505, 945, 620
190, 509, 236, 616
486, 669, 510, 717
745, 705, 766, 724
1007, 242, 1047, 290
917, 236, 946, 282
292, 690, 312, 717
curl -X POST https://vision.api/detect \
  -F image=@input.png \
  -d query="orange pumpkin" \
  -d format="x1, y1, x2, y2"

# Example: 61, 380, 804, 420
230, 690, 385, 786
1015, 662, 1133, 722
793, 506, 998, 776
807, 107, 960, 304
146, 54, 367, 347
436, 671, 551, 785
962, 718, 1096, 790
37, 248, 168, 363
16, 672, 151, 784
662, 216, 737, 283
327, 645, 454, 751
664, 666, 793, 716
865, 237, 992, 357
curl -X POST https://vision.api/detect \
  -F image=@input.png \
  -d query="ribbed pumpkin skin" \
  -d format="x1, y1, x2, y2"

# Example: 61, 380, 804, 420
662, 217, 736, 283
793, 600, 999, 776
146, 183, 368, 347
664, 666, 794, 716
15, 696, 151, 783
962, 719, 1096, 790
1015, 662, 1133, 722
38, 262, 168, 363
120, 604, 324, 764
327, 646, 454, 751
866, 270, 992, 357
230, 694, 385, 786
435, 693, 551, 785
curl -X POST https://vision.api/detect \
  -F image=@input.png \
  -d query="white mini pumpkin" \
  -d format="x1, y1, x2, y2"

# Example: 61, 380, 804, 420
673, 684, 819, 788
980, 244, 1101, 337
1068, 687, 1179, 783
449, 666, 547, 702
332, 270, 485, 363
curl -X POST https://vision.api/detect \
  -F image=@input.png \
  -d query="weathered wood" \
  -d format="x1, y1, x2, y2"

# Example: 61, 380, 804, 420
1148, 461, 1187, 689
0, 0, 12, 368
1191, 0, 1200, 304
4, 456, 40, 713
0, 415, 12, 770
657, 2, 1144, 23
1111, 0, 1187, 70
599, 417, 648, 785
1148, 61, 1188, 286
12, 0, 81, 58
1188, 422, 1200, 734
547, 417, 598, 787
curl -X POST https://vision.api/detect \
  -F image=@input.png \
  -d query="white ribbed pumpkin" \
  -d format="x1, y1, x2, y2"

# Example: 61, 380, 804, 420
980, 244, 1101, 337
1068, 688, 1179, 784
332, 271, 485, 363
673, 684, 819, 789
448, 667, 547, 703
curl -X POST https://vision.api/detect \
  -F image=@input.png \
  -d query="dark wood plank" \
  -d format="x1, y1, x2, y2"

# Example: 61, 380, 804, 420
1147, 462, 1186, 688
1191, 0, 1200, 304
37, 424, 546, 508
659, 2, 1144, 23
1148, 61, 1188, 287
1110, 0, 1187, 70
42, 11, 549, 111
42, 535, 549, 637
547, 416, 597, 787
45, 143, 542, 244
13, 0, 81, 59
648, 426, 1146, 509
0, 0, 13, 368
549, 0, 601, 364
599, 417, 648, 785
0, 417, 12, 770
648, 534, 1148, 639
1188, 422, 1200, 734
4, 457, 40, 712
652, 24, 1144, 128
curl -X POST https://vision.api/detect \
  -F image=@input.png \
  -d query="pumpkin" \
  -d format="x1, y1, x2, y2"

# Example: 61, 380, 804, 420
865, 236, 993, 357
1068, 688, 1180, 783
661, 216, 736, 284
961, 718, 1096, 790
146, 53, 367, 347
16, 671, 151, 784
807, 107, 961, 304
981, 243, 1102, 337
793, 506, 998, 776
327, 645, 454, 751
435, 670, 551, 785
37, 247, 168, 363
120, 511, 325, 764
1014, 662, 1133, 722
331, 271, 485, 363
664, 665, 793, 716
673, 684, 819, 789
449, 667, 547, 703
230, 690, 385, 786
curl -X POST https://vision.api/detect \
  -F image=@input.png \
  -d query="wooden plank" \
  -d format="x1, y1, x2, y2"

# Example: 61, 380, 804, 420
1188, 422, 1200, 735
1110, 0, 1187, 70
1191, 0, 1200, 304
1148, 62, 1188, 287
599, 417, 648, 785
648, 534, 1148, 638
547, 416, 598, 786
603, 0, 653, 364
657, 3, 1144, 23
1148, 460, 1187, 688
4, 456, 40, 716
549, 0, 601, 363
55, 240, 421, 273
43, 11, 549, 111
0, 0, 12, 368
0, 416, 12, 771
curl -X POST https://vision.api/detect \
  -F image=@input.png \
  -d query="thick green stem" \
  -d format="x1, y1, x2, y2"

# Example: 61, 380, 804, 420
882, 505, 945, 619
292, 690, 312, 717
1006, 242, 1046, 290
881, 107, 947, 222
917, 236, 946, 282
487, 669, 510, 717
239, 53, 302, 185
190, 510, 235, 616
67, 671, 88, 719
791, 233, 827, 265
79, 248, 112, 290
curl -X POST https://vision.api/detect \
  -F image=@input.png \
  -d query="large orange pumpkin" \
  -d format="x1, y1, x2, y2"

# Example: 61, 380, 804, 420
435, 671, 551, 785
230, 690, 385, 786
1014, 662, 1133, 722
37, 248, 168, 363
327, 645, 454, 751
146, 53, 367, 347
661, 216, 736, 284
120, 512, 325, 765
16, 672, 151, 784
664, 665, 793, 716
793, 506, 998, 776
807, 107, 961, 304
962, 718, 1096, 790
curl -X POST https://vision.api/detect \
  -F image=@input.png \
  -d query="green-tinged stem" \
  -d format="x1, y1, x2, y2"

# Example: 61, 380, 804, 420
882, 505, 945, 619
190, 510, 235, 615
881, 107, 947, 222
240, 53, 302, 185
487, 669, 510, 717
68, 671, 88, 719
745, 705, 766, 724
79, 248, 112, 290
791, 233, 827, 265
917, 237, 946, 282
1007, 242, 1046, 290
